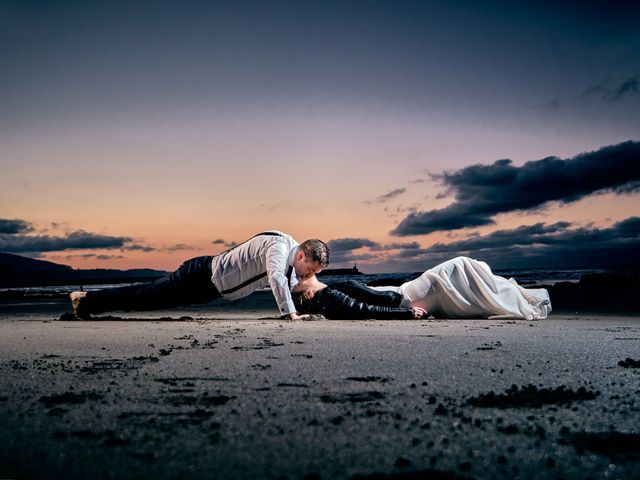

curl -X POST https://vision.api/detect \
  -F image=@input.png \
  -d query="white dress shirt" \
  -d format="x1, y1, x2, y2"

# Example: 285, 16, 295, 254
210, 231, 299, 316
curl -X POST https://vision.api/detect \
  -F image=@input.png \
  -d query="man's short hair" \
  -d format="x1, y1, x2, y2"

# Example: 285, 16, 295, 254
299, 239, 330, 268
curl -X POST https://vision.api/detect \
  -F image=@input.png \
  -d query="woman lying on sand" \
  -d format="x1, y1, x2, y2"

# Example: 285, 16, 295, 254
292, 256, 552, 321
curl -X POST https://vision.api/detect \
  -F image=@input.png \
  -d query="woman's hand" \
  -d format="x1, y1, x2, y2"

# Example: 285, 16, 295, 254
412, 307, 427, 319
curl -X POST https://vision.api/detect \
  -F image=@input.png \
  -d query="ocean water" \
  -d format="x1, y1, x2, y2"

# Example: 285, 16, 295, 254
0, 267, 606, 299
319, 267, 607, 288
1, 266, 637, 320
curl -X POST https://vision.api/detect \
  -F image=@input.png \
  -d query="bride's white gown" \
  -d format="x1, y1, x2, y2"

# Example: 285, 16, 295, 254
374, 256, 551, 320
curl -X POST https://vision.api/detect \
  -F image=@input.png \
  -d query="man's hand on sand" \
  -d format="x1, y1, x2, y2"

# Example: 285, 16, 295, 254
412, 307, 427, 319
288, 312, 311, 321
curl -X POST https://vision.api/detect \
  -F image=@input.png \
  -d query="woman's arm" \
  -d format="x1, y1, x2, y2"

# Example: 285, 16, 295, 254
313, 288, 419, 320
328, 280, 403, 307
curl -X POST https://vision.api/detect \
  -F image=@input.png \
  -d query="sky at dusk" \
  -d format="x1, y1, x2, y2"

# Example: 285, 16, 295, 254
1, 0, 639, 272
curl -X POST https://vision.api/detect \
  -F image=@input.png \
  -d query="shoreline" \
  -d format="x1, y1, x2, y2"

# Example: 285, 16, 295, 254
1, 315, 639, 479
2, 270, 640, 317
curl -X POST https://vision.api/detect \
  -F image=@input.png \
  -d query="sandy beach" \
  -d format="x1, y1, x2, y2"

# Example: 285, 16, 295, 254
1, 297, 639, 480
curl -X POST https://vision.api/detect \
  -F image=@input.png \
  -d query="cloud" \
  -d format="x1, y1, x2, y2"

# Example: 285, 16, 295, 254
391, 141, 640, 236
329, 251, 379, 265
581, 77, 611, 100
397, 217, 640, 269
327, 238, 381, 252
122, 244, 155, 252
379, 241, 421, 250
614, 216, 640, 237
212, 239, 237, 248
326, 237, 374, 265
364, 187, 407, 205
326, 237, 423, 265
162, 243, 192, 253
328, 219, 640, 270
55, 253, 125, 260
375, 188, 406, 203
384, 203, 421, 218
0, 219, 34, 234
0, 229, 145, 253
580, 76, 639, 102
0, 219, 155, 254
424, 222, 573, 253
610, 77, 639, 101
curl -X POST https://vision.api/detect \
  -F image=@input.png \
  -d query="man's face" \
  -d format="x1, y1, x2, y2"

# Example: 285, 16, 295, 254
294, 251, 323, 280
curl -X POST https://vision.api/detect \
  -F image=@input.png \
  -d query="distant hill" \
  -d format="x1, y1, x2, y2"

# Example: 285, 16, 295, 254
0, 252, 73, 274
0, 252, 168, 287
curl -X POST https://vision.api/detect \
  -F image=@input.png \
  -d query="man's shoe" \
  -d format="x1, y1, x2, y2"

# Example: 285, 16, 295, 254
69, 291, 89, 319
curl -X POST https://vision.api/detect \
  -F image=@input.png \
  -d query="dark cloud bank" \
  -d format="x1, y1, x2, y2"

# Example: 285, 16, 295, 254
0, 221, 153, 254
332, 217, 640, 270
327, 238, 420, 265
0, 219, 33, 235
419, 217, 640, 269
391, 141, 640, 236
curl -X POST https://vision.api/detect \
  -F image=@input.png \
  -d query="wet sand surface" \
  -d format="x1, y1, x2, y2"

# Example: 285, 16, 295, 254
1, 312, 639, 480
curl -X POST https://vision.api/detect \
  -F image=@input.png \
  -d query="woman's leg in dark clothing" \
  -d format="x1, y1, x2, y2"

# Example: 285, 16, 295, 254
82, 256, 220, 314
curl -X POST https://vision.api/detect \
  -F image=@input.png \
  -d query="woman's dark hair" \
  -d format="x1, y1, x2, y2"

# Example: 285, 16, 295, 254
292, 290, 312, 314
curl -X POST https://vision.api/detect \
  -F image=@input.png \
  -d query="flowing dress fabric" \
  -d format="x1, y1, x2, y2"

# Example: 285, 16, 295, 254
375, 257, 551, 320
